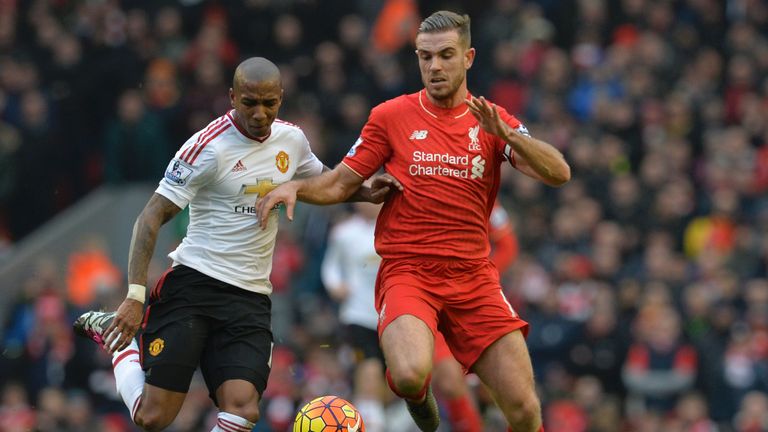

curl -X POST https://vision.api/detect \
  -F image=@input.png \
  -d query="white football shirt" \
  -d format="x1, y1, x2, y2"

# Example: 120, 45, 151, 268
156, 111, 324, 295
321, 214, 381, 330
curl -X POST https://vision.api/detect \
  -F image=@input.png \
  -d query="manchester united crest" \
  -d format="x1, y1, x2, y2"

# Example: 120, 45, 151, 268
149, 338, 165, 356
275, 151, 289, 173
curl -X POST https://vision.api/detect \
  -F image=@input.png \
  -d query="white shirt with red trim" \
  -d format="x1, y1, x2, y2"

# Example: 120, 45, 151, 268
156, 111, 324, 295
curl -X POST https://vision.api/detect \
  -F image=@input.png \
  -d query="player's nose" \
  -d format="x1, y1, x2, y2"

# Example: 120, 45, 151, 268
251, 107, 267, 120
429, 57, 443, 71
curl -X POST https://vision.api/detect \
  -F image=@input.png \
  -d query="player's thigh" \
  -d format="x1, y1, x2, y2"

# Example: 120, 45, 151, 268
141, 311, 209, 395
376, 266, 441, 377
135, 383, 188, 428
380, 314, 434, 377
200, 291, 273, 408
471, 330, 537, 409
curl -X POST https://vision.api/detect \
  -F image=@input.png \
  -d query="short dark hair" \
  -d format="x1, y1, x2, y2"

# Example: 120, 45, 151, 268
417, 11, 471, 48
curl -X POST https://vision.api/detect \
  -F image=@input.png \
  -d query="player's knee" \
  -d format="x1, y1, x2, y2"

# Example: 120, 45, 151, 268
505, 395, 541, 430
219, 401, 261, 423
134, 407, 173, 432
388, 364, 431, 397
216, 379, 262, 423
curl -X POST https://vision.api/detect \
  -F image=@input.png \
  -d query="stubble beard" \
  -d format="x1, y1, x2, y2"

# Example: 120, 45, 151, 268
426, 76, 463, 104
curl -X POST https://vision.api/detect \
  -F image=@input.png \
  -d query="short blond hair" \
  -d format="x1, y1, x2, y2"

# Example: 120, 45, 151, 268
417, 11, 471, 48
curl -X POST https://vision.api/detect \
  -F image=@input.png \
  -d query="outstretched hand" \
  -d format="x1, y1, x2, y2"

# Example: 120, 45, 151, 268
103, 298, 144, 354
367, 173, 403, 203
256, 181, 299, 230
466, 96, 509, 140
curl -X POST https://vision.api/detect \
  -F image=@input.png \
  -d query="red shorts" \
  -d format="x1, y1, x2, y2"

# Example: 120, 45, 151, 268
375, 257, 528, 370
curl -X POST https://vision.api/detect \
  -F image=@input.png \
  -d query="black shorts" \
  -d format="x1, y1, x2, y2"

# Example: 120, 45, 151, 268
140, 265, 273, 403
343, 324, 383, 363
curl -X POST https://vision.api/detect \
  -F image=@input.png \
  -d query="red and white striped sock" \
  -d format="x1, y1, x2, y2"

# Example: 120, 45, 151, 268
111, 340, 144, 423
211, 412, 255, 432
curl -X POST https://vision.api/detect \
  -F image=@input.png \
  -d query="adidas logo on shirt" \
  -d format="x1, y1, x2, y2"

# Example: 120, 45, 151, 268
232, 160, 247, 172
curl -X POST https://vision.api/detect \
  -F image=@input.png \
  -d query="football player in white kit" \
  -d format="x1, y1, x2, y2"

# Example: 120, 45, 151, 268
73, 57, 401, 432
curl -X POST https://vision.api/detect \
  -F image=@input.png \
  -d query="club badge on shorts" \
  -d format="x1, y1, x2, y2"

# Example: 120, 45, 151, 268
149, 338, 165, 356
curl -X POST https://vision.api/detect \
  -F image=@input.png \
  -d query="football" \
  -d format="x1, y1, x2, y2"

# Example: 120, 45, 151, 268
293, 395, 365, 432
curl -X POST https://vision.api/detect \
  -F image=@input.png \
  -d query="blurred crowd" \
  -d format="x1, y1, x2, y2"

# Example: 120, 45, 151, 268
1, 0, 768, 431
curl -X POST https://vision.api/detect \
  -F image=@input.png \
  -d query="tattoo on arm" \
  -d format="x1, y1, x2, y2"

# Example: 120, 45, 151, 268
127, 194, 182, 286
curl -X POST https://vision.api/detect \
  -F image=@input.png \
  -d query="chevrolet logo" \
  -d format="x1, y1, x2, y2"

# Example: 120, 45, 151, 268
240, 179, 278, 197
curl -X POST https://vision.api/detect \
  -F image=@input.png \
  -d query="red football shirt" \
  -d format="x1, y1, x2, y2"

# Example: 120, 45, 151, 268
342, 90, 526, 260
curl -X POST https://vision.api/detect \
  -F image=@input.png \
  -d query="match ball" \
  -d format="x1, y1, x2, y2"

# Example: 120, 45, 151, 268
293, 395, 365, 432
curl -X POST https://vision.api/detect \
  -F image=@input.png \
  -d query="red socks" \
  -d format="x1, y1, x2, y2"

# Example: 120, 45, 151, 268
445, 395, 483, 432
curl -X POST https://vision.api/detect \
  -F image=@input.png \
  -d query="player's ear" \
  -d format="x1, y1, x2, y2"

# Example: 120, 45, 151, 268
229, 88, 235, 108
465, 47, 476, 70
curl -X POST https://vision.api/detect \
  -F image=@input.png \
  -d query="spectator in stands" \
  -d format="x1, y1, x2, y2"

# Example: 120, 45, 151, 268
623, 304, 698, 417
103, 89, 170, 184
66, 236, 121, 308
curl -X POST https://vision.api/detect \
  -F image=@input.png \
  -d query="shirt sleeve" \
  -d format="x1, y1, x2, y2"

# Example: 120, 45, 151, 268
341, 105, 392, 179
293, 130, 324, 179
155, 143, 219, 209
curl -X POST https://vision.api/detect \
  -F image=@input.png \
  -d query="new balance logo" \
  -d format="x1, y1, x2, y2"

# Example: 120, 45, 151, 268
232, 160, 246, 172
471, 155, 485, 179
409, 130, 428, 140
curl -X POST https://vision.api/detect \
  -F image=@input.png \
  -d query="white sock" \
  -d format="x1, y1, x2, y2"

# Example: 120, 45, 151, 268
211, 412, 255, 432
111, 340, 144, 422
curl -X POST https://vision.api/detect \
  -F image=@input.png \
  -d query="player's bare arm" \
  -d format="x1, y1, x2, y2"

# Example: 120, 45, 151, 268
256, 165, 402, 229
467, 96, 571, 187
103, 193, 182, 354
319, 166, 401, 204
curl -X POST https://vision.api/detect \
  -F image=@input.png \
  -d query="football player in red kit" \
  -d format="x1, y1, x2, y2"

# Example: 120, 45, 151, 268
257, 11, 570, 432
